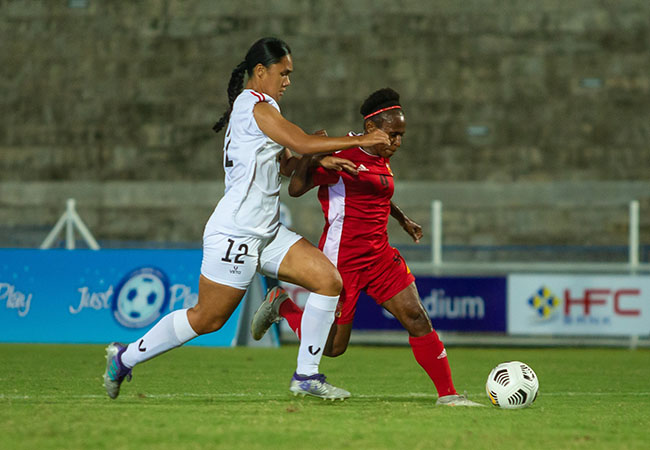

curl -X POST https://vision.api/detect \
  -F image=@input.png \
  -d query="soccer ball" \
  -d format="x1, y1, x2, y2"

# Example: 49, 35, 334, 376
485, 361, 539, 409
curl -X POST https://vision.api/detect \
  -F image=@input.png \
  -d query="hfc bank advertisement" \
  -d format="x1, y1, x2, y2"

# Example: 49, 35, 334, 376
508, 274, 650, 336
0, 249, 242, 346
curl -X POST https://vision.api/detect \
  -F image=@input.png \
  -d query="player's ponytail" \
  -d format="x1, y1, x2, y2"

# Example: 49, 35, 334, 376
213, 61, 248, 133
213, 37, 292, 134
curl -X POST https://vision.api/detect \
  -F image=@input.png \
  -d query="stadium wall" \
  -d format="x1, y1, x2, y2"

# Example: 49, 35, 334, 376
1, 0, 649, 253
2, 179, 649, 263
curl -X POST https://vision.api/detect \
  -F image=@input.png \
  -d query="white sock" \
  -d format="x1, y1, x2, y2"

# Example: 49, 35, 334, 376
296, 293, 338, 376
121, 309, 198, 368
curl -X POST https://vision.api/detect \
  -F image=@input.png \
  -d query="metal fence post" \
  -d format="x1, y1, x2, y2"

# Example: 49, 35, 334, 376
432, 200, 442, 267
66, 199, 75, 250
629, 200, 639, 269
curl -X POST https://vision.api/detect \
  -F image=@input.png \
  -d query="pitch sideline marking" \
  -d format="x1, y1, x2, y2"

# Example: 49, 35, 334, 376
2, 391, 650, 400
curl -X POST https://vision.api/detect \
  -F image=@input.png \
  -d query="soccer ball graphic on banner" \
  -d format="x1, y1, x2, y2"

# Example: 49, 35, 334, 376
113, 267, 170, 329
485, 361, 539, 409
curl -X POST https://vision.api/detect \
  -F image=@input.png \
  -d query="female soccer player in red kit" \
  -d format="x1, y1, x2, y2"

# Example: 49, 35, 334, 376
252, 88, 482, 406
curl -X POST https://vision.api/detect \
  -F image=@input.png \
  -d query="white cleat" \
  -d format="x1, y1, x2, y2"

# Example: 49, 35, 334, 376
289, 372, 351, 401
436, 393, 485, 407
251, 286, 289, 340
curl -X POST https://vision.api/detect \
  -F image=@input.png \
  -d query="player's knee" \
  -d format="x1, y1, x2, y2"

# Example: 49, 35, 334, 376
201, 320, 226, 334
188, 307, 226, 335
330, 270, 343, 294
315, 269, 343, 296
192, 319, 224, 335
402, 306, 432, 335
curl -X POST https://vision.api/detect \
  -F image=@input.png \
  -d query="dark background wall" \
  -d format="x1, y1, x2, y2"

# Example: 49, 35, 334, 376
1, 0, 649, 259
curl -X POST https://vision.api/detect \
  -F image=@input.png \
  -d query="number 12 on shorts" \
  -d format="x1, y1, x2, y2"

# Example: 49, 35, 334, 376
221, 238, 249, 264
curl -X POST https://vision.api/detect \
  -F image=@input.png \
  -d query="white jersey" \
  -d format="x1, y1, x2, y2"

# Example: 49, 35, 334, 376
204, 89, 284, 239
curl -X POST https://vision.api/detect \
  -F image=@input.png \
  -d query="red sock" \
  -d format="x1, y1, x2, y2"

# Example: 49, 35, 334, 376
409, 330, 457, 397
279, 298, 304, 339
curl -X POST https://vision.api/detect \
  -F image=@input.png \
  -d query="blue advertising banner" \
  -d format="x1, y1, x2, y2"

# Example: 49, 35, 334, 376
352, 276, 507, 332
0, 249, 241, 346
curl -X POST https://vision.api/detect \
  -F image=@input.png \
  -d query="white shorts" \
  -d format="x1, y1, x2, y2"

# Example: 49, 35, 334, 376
200, 225, 302, 290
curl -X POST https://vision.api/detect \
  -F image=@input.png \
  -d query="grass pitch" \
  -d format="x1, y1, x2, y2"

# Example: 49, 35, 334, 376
1, 343, 649, 450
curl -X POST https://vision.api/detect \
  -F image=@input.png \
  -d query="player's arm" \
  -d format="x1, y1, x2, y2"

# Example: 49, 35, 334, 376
279, 130, 329, 177
391, 201, 423, 243
288, 155, 357, 197
253, 102, 389, 155
288, 155, 317, 197
279, 148, 300, 177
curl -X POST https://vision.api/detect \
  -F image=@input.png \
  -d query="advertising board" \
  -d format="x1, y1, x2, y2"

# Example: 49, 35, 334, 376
281, 276, 507, 333
508, 274, 650, 336
0, 249, 243, 346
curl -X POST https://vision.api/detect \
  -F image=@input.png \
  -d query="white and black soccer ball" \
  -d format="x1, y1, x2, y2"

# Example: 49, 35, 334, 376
113, 268, 169, 328
486, 361, 539, 409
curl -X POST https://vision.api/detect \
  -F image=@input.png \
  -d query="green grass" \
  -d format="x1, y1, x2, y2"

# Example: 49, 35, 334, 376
1, 344, 649, 450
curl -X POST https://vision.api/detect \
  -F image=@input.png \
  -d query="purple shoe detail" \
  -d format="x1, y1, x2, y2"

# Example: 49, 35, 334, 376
289, 372, 350, 400
108, 343, 132, 382
104, 342, 133, 399
292, 372, 326, 382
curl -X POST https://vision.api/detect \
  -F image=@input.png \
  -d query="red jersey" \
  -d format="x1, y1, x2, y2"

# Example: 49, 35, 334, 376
312, 145, 394, 271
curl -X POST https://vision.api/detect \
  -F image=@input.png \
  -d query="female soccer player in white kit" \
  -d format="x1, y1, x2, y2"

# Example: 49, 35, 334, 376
103, 37, 389, 400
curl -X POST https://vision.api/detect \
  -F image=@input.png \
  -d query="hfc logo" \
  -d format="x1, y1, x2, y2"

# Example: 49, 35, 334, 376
527, 286, 561, 320
527, 285, 641, 325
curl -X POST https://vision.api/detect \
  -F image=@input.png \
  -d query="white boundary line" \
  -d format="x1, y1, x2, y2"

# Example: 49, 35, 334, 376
2, 392, 649, 401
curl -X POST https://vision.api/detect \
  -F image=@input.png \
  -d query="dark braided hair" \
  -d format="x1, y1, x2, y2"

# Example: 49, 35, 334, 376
359, 87, 402, 126
213, 37, 292, 133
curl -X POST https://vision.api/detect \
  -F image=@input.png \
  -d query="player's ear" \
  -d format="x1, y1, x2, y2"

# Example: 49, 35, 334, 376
364, 119, 376, 133
253, 63, 266, 79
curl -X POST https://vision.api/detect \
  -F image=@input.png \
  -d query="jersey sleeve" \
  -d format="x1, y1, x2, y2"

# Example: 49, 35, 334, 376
233, 91, 281, 139
311, 166, 341, 186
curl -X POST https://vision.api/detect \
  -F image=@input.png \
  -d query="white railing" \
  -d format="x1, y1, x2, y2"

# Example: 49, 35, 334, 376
410, 199, 649, 275
629, 200, 639, 267
40, 198, 100, 250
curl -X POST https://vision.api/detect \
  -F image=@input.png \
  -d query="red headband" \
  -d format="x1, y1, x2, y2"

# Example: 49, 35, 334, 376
363, 105, 402, 120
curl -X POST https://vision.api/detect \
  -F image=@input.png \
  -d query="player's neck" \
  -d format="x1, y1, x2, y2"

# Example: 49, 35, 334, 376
360, 146, 380, 157
245, 80, 262, 94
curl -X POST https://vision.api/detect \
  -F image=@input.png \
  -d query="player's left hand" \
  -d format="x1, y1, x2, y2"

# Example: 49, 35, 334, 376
402, 217, 423, 243
320, 156, 359, 175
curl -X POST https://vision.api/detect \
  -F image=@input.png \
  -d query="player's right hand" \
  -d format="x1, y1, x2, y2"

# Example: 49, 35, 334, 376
402, 217, 423, 243
320, 156, 358, 175
360, 128, 390, 147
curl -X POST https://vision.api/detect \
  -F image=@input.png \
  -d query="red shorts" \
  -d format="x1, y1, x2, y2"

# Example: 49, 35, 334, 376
334, 246, 415, 324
